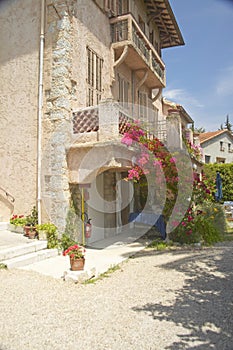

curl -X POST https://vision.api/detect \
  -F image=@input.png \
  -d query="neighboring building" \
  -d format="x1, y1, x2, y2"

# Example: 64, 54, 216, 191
0, 0, 185, 242
200, 130, 233, 164
162, 98, 203, 176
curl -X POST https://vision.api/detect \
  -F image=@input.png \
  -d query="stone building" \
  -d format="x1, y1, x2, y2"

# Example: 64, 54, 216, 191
0, 0, 185, 243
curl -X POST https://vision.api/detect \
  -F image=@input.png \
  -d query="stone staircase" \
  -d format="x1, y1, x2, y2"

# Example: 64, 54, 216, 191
0, 223, 59, 269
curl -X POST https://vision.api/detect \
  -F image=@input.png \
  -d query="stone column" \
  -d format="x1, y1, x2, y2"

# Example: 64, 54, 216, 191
43, 0, 76, 233
166, 109, 182, 150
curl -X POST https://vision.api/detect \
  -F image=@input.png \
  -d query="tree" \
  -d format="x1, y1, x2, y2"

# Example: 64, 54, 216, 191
225, 114, 232, 132
219, 124, 224, 131
194, 126, 206, 134
219, 116, 232, 132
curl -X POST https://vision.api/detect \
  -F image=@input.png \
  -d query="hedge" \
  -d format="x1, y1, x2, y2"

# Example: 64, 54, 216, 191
203, 163, 233, 201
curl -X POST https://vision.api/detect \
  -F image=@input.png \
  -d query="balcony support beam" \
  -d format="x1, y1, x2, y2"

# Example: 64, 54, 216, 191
113, 45, 129, 68
152, 87, 162, 103
136, 68, 149, 90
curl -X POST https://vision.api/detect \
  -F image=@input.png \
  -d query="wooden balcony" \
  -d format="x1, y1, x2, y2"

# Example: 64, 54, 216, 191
110, 14, 166, 89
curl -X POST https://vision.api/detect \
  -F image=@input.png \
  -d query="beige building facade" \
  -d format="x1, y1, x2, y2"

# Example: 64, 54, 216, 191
0, 0, 185, 242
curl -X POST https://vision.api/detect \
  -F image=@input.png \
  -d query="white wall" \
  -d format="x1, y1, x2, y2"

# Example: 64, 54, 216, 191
202, 133, 233, 163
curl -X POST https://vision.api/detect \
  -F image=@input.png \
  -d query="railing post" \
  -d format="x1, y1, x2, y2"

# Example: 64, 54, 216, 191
149, 50, 152, 70
99, 99, 120, 141
128, 15, 132, 41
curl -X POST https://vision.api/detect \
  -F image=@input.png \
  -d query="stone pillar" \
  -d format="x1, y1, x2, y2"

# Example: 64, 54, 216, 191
185, 128, 193, 144
166, 109, 182, 150
43, 0, 76, 233
98, 99, 120, 141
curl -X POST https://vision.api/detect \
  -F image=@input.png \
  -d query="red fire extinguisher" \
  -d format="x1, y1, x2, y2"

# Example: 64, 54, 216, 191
85, 218, 92, 238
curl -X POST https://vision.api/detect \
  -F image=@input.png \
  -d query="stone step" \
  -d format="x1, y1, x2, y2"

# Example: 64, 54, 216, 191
2, 249, 59, 269
0, 241, 48, 261
0, 222, 9, 231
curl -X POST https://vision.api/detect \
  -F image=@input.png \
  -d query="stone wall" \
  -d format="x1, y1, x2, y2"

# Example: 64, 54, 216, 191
42, 0, 76, 231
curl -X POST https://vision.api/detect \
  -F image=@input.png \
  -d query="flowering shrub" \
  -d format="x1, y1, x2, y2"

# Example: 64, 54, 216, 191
63, 244, 86, 260
170, 202, 225, 245
192, 173, 213, 205
121, 120, 223, 245
121, 121, 191, 223
183, 137, 203, 162
10, 214, 27, 227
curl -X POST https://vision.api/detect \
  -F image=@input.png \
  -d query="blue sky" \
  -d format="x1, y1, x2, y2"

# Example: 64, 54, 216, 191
162, 0, 233, 131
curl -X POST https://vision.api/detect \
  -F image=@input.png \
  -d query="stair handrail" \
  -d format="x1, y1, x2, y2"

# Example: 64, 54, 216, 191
0, 186, 15, 203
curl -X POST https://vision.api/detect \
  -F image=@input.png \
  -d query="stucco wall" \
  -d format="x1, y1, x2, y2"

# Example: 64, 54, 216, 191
0, 0, 40, 220
0, 0, 168, 231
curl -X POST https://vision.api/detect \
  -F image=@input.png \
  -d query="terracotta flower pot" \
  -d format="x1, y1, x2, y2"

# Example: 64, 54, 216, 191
70, 257, 85, 271
24, 226, 37, 239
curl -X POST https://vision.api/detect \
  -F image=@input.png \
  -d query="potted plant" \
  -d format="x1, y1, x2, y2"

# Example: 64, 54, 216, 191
24, 206, 38, 239
9, 214, 27, 233
35, 222, 57, 241
63, 244, 86, 271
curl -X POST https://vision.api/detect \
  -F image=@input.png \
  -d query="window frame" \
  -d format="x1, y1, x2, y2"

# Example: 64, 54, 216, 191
87, 46, 103, 106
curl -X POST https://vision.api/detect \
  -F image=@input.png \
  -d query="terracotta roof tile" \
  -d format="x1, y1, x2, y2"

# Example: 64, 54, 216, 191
199, 130, 226, 143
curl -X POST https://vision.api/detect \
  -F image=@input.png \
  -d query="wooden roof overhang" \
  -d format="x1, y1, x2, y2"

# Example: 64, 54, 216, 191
144, 0, 185, 48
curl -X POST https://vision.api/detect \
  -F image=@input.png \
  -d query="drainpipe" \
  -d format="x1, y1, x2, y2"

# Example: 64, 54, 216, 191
37, 0, 45, 225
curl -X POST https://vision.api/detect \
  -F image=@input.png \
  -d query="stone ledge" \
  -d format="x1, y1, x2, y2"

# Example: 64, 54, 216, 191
63, 267, 96, 283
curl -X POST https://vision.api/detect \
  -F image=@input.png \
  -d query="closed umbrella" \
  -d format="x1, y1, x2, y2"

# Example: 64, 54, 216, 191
215, 172, 223, 202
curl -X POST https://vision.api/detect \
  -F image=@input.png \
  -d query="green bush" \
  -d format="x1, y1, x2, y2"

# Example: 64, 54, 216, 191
59, 233, 77, 251
47, 230, 59, 249
170, 202, 226, 245
204, 163, 233, 202
36, 222, 57, 234
169, 225, 201, 244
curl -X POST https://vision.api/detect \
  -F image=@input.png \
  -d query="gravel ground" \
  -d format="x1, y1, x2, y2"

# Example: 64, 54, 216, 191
0, 241, 233, 350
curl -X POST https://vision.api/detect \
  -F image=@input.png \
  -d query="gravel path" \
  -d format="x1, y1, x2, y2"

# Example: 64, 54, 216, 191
0, 241, 233, 350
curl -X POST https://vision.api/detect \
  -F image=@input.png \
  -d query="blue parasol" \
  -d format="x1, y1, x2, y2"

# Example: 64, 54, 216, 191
215, 172, 223, 202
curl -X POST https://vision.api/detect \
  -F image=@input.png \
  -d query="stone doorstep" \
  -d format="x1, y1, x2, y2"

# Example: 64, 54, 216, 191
2, 249, 59, 269
0, 241, 48, 261
0, 222, 9, 231
63, 267, 97, 283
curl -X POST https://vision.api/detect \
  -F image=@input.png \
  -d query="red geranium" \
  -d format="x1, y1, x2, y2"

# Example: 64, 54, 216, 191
63, 244, 86, 259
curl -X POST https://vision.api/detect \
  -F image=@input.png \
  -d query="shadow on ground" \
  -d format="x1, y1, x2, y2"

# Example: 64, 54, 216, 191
131, 242, 233, 349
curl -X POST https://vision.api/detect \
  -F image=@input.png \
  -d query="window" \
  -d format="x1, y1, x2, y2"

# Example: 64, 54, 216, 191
220, 141, 224, 151
139, 91, 148, 121
216, 157, 225, 164
138, 16, 145, 33
205, 155, 211, 164
118, 74, 129, 108
105, 0, 128, 16
87, 47, 103, 106
228, 143, 231, 152
149, 31, 154, 45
